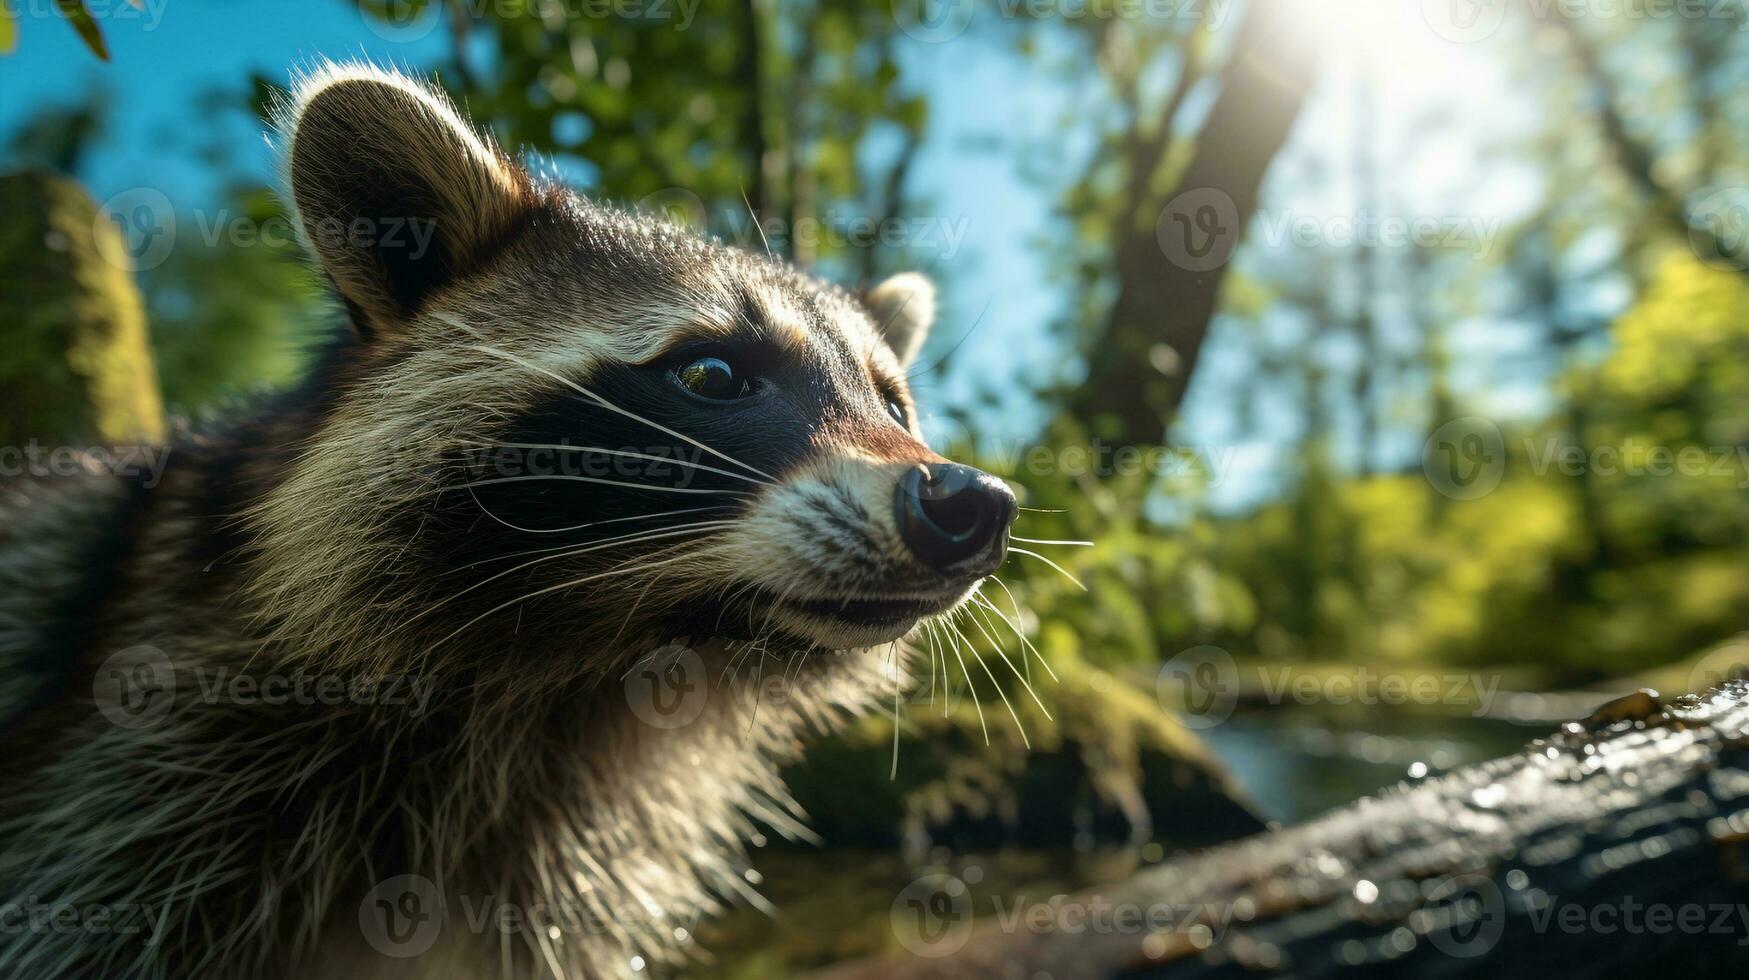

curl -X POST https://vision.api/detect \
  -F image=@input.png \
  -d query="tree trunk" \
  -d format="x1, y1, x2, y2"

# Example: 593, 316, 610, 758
0, 170, 164, 446
1071, 0, 1317, 446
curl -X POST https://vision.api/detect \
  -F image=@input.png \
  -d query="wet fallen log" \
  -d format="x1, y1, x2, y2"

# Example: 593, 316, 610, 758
815, 682, 1749, 979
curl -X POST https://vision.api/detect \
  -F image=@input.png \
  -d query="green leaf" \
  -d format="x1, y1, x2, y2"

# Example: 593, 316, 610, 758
55, 0, 109, 61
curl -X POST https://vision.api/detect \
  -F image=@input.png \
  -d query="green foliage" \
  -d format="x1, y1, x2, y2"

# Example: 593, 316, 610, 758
0, 0, 114, 60
140, 187, 323, 416
986, 254, 1749, 689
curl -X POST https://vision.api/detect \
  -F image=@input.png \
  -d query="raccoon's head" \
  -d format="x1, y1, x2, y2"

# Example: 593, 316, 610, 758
254, 65, 1014, 679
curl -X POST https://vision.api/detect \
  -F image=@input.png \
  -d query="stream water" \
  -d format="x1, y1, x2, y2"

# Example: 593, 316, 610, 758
700, 703, 1559, 977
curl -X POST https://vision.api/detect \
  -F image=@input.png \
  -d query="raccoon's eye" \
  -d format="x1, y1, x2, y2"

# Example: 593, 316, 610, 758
885, 397, 908, 428
674, 356, 752, 400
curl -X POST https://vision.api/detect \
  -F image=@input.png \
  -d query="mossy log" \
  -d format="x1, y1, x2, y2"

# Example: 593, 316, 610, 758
0, 170, 164, 445
816, 683, 1749, 978
783, 660, 1266, 852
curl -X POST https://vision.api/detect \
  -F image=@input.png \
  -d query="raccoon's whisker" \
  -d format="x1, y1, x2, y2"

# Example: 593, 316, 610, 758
620, 638, 684, 683
949, 615, 1027, 747
461, 475, 753, 497
747, 649, 768, 733
941, 616, 989, 746
1017, 506, 1068, 513
740, 183, 772, 256
1008, 547, 1088, 592
906, 295, 991, 382
466, 344, 778, 483
709, 580, 765, 658
609, 561, 681, 648
463, 498, 729, 537
974, 588, 1026, 683
426, 550, 704, 653
922, 620, 941, 708
967, 595, 1053, 720
393, 522, 734, 637
1010, 536, 1095, 548
463, 441, 775, 487
889, 640, 903, 780
984, 575, 1059, 684
754, 580, 799, 642
453, 520, 734, 570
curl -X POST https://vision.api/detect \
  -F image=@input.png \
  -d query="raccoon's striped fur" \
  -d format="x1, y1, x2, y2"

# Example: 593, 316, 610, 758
0, 64, 1003, 979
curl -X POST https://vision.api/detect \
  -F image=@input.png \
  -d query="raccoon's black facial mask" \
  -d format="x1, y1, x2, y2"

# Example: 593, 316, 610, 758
449, 319, 983, 649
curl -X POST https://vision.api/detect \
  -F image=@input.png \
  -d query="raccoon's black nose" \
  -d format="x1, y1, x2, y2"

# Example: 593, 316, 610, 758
895, 463, 1017, 577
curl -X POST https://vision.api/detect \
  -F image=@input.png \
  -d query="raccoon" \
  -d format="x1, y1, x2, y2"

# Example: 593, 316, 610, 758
0, 64, 1017, 979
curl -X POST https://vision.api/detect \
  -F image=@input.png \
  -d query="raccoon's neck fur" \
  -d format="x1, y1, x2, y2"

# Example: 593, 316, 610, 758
0, 375, 888, 980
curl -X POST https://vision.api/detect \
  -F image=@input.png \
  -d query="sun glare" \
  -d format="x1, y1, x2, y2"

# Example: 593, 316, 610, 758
1287, 0, 1487, 104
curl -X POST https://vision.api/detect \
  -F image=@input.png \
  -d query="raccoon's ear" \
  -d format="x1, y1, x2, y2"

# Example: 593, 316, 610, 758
865, 272, 935, 368
281, 64, 534, 339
